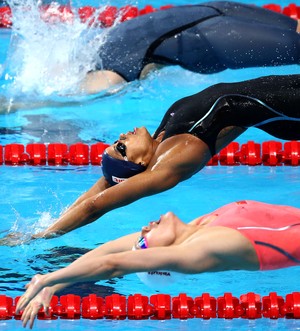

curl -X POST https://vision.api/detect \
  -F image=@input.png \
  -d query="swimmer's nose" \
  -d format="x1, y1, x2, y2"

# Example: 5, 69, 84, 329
162, 211, 175, 221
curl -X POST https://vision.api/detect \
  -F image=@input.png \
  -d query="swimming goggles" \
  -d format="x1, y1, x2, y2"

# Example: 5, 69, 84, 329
115, 142, 128, 161
136, 236, 148, 249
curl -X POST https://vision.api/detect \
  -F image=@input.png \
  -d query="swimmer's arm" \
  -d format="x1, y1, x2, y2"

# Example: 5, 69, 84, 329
16, 236, 257, 328
34, 169, 177, 238
0, 70, 125, 113
36, 140, 210, 238
0, 95, 83, 113
16, 231, 141, 327
60, 177, 109, 214
109, 230, 259, 275
37, 231, 141, 292
17, 239, 242, 296
31, 177, 109, 238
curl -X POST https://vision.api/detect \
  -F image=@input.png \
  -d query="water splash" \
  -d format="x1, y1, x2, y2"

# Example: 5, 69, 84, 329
0, 209, 54, 244
2, 0, 110, 98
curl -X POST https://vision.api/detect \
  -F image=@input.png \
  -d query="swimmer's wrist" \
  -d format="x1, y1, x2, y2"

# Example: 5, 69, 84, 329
31, 231, 59, 240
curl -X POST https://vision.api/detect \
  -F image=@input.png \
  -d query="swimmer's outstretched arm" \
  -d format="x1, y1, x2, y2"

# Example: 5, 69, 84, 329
16, 230, 140, 328
28, 137, 206, 239
34, 167, 183, 239
16, 228, 258, 328
0, 96, 83, 114
32, 126, 244, 240
15, 247, 204, 327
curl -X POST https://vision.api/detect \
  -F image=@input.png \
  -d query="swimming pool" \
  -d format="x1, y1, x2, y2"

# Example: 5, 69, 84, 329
0, 0, 300, 330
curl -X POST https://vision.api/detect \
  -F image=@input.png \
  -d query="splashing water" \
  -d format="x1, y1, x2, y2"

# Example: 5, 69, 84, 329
2, 0, 111, 98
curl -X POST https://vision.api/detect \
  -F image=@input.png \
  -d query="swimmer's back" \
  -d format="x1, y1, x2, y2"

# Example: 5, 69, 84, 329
98, 2, 298, 80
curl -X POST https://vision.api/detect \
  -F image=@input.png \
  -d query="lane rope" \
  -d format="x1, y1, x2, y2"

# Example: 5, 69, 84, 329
0, 3, 299, 28
1, 292, 300, 320
1, 140, 300, 166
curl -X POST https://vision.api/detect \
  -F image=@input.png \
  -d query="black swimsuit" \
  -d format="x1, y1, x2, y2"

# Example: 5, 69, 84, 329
153, 74, 300, 155
97, 1, 299, 81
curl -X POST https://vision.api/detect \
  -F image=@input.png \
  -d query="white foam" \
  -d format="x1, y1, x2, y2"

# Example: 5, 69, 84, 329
3, 0, 110, 97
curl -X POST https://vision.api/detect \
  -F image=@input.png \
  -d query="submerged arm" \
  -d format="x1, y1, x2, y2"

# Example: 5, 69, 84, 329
0, 70, 126, 114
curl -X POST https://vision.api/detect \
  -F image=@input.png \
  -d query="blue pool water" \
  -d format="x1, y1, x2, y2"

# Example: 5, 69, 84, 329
0, 0, 300, 330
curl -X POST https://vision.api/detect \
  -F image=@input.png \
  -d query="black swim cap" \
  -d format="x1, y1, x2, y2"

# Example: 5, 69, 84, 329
101, 150, 146, 185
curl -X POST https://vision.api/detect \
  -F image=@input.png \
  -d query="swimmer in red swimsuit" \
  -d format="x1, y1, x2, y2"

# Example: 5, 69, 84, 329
196, 200, 300, 270
16, 200, 300, 328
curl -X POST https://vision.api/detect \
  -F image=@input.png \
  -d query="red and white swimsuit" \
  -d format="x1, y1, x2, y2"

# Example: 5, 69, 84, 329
203, 200, 300, 270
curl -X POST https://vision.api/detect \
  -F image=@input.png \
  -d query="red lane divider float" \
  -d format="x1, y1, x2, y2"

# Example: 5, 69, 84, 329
0, 3, 173, 28
1, 292, 300, 320
1, 140, 300, 166
0, 3, 300, 28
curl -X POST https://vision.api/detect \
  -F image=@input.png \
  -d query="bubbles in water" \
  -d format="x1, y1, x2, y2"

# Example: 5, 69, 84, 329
2, 0, 111, 97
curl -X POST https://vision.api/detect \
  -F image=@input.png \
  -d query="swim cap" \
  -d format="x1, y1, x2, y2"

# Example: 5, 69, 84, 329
132, 245, 181, 290
136, 269, 182, 290
101, 150, 146, 186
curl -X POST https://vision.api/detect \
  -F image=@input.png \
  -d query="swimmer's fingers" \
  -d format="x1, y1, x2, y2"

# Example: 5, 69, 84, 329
21, 301, 42, 329
16, 295, 28, 314
20, 287, 52, 329
0, 234, 22, 246
0, 232, 32, 246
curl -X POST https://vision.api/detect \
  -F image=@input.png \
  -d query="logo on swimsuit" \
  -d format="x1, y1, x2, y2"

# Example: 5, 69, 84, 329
112, 176, 126, 184
147, 271, 171, 277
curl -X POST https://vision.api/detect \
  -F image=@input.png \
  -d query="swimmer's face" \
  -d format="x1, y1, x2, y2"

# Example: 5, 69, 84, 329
136, 212, 183, 249
106, 127, 153, 166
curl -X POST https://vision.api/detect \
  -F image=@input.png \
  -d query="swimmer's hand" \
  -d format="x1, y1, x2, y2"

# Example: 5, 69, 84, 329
16, 275, 54, 329
0, 232, 33, 246
0, 230, 62, 246
0, 232, 46, 246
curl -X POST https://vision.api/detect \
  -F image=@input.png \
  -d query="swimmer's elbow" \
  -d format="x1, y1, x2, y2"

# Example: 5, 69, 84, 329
97, 255, 126, 279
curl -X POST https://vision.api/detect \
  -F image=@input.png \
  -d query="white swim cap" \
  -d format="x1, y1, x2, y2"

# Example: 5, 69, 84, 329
136, 270, 182, 290
132, 244, 182, 290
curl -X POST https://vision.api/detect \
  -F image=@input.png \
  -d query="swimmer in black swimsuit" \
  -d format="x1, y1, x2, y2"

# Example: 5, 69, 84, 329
82, 1, 300, 93
2, 74, 298, 246
153, 74, 300, 156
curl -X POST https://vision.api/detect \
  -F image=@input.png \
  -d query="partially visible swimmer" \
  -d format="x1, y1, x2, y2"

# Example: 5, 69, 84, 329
1, 1, 300, 112
16, 200, 300, 328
